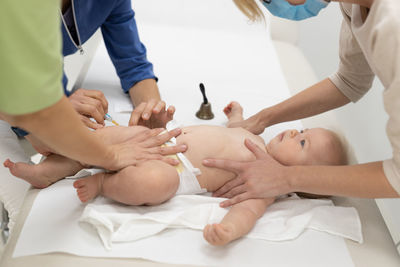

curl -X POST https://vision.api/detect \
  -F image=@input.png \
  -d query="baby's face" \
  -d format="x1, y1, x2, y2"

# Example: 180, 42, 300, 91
266, 128, 335, 166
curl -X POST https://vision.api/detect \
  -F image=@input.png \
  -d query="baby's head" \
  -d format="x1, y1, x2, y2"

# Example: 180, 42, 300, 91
266, 128, 347, 166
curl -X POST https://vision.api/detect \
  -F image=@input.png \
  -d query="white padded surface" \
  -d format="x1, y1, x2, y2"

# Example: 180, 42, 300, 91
0, 121, 30, 233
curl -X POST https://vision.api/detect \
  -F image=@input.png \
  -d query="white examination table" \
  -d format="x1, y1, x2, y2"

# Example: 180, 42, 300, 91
1, 0, 399, 266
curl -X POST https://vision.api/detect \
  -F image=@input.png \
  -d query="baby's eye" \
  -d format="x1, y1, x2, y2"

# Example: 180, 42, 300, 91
300, 140, 305, 148
300, 130, 304, 134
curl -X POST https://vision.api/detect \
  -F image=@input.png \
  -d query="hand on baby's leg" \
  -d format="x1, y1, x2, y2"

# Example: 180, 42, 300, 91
94, 125, 150, 145
203, 223, 237, 246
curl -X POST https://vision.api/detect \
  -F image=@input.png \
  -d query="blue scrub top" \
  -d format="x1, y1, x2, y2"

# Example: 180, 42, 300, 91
61, 0, 157, 95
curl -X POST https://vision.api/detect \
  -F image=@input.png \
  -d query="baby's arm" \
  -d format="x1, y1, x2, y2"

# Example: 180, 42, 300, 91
203, 198, 274, 246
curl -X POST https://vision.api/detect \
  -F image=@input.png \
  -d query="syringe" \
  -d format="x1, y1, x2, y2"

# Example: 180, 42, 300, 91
104, 113, 119, 126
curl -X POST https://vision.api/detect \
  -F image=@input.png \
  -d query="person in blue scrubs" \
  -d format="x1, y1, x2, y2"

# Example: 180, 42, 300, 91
24, 0, 173, 154
1, 0, 185, 171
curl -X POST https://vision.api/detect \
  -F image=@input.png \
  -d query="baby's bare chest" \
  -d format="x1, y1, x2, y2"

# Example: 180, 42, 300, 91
174, 126, 265, 191
176, 126, 259, 160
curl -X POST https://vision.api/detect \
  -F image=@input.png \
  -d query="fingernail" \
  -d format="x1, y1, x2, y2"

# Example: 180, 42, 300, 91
180, 145, 187, 150
203, 159, 210, 164
143, 113, 149, 119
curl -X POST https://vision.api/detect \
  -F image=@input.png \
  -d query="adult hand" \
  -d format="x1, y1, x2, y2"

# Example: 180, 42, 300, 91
203, 139, 290, 207
106, 127, 187, 171
129, 99, 175, 128
69, 88, 109, 129
225, 112, 266, 135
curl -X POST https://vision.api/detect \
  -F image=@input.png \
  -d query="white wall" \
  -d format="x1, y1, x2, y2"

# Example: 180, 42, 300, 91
63, 30, 102, 93
298, 3, 341, 80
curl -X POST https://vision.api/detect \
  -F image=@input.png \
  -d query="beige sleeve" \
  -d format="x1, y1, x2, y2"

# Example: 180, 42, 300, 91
328, 19, 375, 103
382, 79, 400, 195
374, 1, 400, 195
381, 54, 400, 195
330, 1, 400, 194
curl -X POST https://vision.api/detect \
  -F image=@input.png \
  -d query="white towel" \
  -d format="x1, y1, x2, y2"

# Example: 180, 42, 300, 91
79, 194, 362, 250
0, 121, 30, 232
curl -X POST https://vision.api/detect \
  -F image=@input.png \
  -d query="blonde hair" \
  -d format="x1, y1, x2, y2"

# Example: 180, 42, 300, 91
233, 0, 265, 21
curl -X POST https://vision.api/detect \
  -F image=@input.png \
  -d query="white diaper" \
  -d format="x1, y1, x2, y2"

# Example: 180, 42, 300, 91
65, 168, 105, 179
166, 120, 207, 195
174, 157, 207, 195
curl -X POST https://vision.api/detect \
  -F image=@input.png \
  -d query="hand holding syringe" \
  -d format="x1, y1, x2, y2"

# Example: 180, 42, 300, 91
104, 113, 119, 126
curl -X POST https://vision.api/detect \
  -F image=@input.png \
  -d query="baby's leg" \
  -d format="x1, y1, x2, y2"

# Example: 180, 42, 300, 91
73, 160, 179, 205
224, 101, 244, 126
3, 155, 83, 189
203, 198, 274, 246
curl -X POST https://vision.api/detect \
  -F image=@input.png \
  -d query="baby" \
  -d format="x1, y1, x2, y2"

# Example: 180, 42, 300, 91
3, 102, 347, 246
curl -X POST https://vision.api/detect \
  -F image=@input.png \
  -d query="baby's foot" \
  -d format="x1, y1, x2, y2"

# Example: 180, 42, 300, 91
203, 223, 237, 246
224, 101, 244, 126
3, 159, 52, 188
73, 173, 105, 203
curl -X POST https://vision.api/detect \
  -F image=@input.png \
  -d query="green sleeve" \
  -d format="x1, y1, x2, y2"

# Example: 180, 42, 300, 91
0, 0, 64, 115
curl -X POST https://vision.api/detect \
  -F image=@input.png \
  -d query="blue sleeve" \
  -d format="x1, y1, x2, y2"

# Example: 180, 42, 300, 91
63, 71, 71, 96
101, 0, 157, 93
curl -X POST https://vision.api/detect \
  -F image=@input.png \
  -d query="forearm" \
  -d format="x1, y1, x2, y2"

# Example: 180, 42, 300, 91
288, 162, 400, 198
259, 78, 350, 127
2, 96, 113, 168
221, 198, 273, 238
129, 79, 160, 106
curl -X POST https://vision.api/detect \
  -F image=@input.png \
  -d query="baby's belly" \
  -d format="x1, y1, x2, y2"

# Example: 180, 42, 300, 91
175, 126, 265, 192
180, 145, 237, 192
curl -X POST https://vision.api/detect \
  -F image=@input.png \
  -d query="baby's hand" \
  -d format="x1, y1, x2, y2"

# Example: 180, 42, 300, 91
129, 100, 175, 129
203, 223, 236, 246
223, 101, 235, 117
